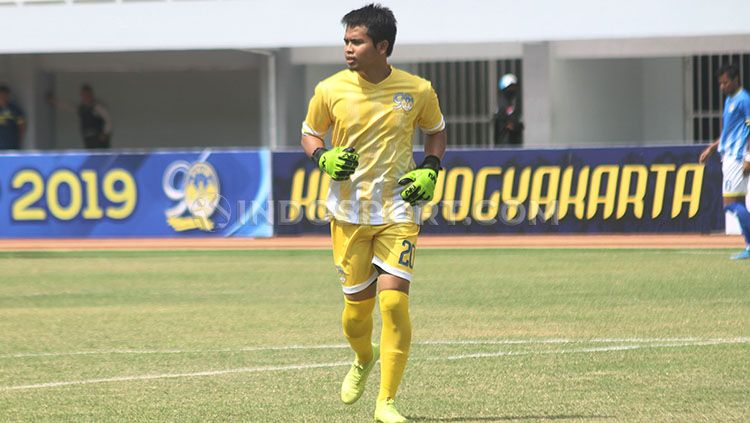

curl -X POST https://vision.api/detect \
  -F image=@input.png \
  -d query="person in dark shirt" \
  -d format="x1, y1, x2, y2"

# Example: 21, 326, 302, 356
78, 85, 113, 149
49, 84, 113, 149
0, 85, 27, 150
493, 73, 524, 146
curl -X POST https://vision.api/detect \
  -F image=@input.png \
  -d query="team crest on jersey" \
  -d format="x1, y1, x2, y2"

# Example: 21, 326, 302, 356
393, 93, 414, 112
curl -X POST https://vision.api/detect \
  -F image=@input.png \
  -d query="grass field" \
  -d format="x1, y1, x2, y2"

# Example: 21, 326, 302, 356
0, 248, 748, 422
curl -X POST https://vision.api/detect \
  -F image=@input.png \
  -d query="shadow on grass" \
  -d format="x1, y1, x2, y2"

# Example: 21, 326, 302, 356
408, 415, 614, 422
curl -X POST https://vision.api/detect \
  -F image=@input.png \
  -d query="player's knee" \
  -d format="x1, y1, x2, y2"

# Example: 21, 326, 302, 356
378, 289, 409, 314
343, 297, 375, 321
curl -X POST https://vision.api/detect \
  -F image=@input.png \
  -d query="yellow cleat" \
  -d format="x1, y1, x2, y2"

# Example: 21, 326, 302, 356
340, 344, 379, 405
374, 398, 408, 423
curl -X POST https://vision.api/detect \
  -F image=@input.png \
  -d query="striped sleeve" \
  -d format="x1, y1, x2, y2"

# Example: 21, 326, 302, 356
417, 83, 445, 134
301, 83, 332, 138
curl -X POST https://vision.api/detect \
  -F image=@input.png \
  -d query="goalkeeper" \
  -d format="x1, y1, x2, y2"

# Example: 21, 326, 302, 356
300, 4, 446, 423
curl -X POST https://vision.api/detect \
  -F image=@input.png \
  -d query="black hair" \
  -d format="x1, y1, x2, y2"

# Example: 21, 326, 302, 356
717, 63, 740, 81
342, 3, 397, 56
0, 85, 9, 94
81, 84, 93, 93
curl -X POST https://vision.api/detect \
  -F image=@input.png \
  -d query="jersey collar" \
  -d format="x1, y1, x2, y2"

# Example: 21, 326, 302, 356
356, 65, 395, 89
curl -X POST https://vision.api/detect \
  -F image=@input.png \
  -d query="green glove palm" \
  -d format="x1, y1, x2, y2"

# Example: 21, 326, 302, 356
315, 147, 359, 181
398, 167, 438, 206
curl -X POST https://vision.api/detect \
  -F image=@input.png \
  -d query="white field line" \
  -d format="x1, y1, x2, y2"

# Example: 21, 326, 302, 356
3, 337, 747, 360
418, 336, 750, 346
1, 338, 747, 393
0, 361, 350, 392
0, 344, 350, 359
432, 338, 749, 361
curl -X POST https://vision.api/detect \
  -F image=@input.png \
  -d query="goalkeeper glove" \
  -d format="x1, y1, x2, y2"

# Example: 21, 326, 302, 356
312, 146, 359, 181
398, 155, 441, 206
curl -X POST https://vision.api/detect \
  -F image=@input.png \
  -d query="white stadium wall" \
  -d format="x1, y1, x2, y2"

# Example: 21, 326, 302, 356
550, 57, 686, 147
52, 70, 263, 150
552, 59, 645, 146
0, 1, 749, 54
0, 1, 747, 150
641, 58, 686, 144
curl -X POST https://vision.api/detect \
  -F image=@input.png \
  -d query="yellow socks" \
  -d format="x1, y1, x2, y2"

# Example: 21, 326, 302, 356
377, 290, 411, 401
342, 296, 376, 364
342, 290, 412, 400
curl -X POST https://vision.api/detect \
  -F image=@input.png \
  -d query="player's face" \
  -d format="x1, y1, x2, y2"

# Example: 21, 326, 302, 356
718, 73, 739, 95
343, 25, 385, 71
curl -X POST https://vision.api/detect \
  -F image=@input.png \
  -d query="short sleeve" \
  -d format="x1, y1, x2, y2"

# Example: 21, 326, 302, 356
417, 84, 445, 134
301, 83, 332, 138
742, 95, 750, 127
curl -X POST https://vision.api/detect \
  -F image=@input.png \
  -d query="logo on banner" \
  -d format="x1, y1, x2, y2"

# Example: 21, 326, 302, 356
163, 160, 222, 232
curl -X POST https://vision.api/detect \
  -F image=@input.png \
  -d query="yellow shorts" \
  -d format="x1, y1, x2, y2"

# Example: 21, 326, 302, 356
331, 219, 420, 295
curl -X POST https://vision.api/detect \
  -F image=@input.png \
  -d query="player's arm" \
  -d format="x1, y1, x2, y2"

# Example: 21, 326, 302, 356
301, 134, 325, 158
399, 129, 445, 205
400, 83, 447, 205
300, 84, 359, 181
701, 102, 730, 164
399, 84, 447, 205
424, 129, 446, 161
699, 140, 720, 164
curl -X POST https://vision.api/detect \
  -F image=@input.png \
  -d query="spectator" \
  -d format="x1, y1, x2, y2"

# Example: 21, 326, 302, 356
49, 84, 113, 149
493, 73, 524, 146
0, 85, 27, 150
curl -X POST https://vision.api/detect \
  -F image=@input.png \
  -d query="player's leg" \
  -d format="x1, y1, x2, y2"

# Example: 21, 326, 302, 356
374, 273, 411, 423
331, 220, 380, 404
721, 159, 750, 259
724, 197, 750, 259
372, 223, 419, 423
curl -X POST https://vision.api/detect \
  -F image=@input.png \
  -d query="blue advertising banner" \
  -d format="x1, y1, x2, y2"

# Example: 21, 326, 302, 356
0, 149, 272, 238
272, 146, 724, 234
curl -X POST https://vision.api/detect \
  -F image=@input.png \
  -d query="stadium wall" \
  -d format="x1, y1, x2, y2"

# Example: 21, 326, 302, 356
52, 70, 263, 150
550, 58, 686, 146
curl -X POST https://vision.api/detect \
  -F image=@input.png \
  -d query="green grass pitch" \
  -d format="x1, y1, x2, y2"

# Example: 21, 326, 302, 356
0, 248, 748, 422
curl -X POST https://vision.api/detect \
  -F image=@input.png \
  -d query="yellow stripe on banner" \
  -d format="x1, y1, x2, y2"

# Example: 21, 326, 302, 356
167, 217, 214, 232
722, 192, 748, 198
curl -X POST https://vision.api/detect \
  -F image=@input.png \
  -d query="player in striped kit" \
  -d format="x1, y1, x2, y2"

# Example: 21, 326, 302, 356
301, 4, 446, 422
700, 63, 750, 259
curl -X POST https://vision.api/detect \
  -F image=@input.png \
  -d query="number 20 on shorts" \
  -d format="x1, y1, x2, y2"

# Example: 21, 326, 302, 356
398, 240, 415, 269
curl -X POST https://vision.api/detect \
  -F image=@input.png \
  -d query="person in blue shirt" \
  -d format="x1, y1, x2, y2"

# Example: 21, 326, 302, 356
699, 63, 750, 259
0, 85, 27, 150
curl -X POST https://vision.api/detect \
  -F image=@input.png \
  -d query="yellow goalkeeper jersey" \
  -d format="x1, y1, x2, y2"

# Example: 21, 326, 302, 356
302, 66, 445, 225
